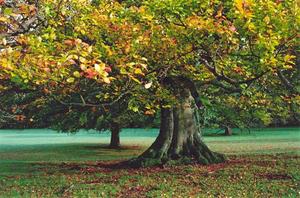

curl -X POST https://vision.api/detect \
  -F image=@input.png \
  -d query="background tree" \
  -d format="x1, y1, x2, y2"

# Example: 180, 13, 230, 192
0, 82, 157, 148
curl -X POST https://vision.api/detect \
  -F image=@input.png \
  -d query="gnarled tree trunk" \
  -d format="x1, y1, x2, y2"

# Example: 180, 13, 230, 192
109, 121, 120, 149
129, 89, 225, 167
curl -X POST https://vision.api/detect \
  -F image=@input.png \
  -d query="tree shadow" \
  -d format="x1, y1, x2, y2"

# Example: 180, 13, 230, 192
82, 144, 142, 151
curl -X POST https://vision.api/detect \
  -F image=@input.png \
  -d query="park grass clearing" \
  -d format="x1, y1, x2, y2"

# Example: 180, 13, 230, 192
0, 128, 299, 197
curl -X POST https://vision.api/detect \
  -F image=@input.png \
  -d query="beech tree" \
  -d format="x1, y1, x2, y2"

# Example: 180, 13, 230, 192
0, 0, 298, 166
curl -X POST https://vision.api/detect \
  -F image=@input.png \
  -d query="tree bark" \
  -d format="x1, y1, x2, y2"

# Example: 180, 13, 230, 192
129, 89, 225, 167
224, 126, 233, 136
109, 122, 121, 149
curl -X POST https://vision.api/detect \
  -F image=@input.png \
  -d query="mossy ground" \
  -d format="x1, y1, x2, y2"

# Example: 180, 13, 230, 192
0, 128, 299, 197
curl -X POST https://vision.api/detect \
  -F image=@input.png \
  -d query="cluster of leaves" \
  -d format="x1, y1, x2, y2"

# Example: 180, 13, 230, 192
0, 0, 299, 131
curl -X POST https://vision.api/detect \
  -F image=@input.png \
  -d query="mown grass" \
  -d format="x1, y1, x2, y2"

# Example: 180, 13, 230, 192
0, 128, 299, 197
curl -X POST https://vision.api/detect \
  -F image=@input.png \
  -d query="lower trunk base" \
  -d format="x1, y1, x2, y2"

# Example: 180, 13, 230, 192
108, 144, 121, 149
127, 142, 226, 168
128, 152, 225, 168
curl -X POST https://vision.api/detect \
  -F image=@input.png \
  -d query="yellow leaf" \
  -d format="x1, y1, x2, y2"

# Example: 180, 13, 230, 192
104, 93, 110, 99
120, 67, 127, 74
103, 45, 113, 56
95, 63, 105, 73
131, 76, 141, 84
0, 17, 8, 22
134, 68, 144, 75
94, 64, 101, 72
103, 77, 111, 84
139, 63, 147, 69
73, 71, 81, 78
126, 62, 136, 67
263, 16, 270, 24
1, 38, 7, 45
141, 57, 148, 62
142, 14, 153, 21
67, 77, 75, 83
79, 57, 87, 63
247, 22, 255, 32
80, 64, 87, 71
87, 46, 93, 53
124, 44, 131, 54
67, 54, 78, 60
284, 55, 295, 62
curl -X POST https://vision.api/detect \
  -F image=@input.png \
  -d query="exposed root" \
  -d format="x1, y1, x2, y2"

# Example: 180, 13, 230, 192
126, 151, 226, 168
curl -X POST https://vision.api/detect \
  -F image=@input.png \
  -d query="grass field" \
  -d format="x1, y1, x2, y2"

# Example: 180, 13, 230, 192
0, 128, 299, 197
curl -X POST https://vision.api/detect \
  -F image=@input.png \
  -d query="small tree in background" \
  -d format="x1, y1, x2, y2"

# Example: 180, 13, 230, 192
0, 83, 157, 148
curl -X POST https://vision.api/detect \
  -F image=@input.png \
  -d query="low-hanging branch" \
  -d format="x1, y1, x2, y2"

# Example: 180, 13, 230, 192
52, 90, 131, 108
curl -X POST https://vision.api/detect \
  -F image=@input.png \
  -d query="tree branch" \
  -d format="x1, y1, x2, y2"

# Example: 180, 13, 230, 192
277, 70, 295, 91
199, 56, 267, 85
53, 90, 131, 108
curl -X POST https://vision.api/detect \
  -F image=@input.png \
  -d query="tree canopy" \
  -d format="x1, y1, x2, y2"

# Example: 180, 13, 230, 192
0, 0, 299, 166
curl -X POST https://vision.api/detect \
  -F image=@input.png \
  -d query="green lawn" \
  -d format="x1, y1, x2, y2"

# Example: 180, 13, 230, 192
0, 128, 299, 197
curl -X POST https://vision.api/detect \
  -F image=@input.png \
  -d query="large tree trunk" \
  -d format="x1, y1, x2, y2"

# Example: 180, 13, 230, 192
109, 122, 120, 149
129, 89, 225, 167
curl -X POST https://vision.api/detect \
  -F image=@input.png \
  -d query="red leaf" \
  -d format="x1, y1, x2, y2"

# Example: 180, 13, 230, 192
85, 68, 97, 79
104, 66, 112, 73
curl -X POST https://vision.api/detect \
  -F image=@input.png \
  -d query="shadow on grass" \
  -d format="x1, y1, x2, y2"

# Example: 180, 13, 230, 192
32, 152, 300, 173
82, 145, 143, 151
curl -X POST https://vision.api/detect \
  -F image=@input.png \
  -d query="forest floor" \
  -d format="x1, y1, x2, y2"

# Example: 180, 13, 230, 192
0, 128, 299, 197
